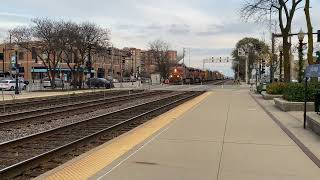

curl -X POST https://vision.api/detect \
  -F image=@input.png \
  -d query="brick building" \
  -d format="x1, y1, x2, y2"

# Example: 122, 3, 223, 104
0, 43, 177, 81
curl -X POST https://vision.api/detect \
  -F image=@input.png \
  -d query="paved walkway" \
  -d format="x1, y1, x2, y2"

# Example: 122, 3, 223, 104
40, 89, 320, 180
252, 94, 320, 165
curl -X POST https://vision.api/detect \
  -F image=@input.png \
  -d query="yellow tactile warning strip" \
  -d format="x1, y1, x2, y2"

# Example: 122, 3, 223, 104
41, 92, 211, 180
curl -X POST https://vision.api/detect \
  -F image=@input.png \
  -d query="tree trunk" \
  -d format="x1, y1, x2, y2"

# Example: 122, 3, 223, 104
304, 0, 314, 65
50, 70, 56, 89
283, 36, 291, 82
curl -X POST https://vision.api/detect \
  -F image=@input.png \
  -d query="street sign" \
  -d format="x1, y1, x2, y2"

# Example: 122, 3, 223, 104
305, 64, 320, 78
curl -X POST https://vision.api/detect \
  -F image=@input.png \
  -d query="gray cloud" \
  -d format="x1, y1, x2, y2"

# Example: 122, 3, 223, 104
196, 22, 256, 36
168, 24, 190, 34
190, 47, 233, 56
0, 13, 31, 23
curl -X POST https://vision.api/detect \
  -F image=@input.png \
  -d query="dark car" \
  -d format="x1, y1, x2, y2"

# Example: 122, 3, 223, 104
86, 78, 114, 89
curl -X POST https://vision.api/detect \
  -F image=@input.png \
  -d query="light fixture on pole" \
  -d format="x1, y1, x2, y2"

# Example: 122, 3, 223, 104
297, 29, 305, 83
298, 29, 305, 42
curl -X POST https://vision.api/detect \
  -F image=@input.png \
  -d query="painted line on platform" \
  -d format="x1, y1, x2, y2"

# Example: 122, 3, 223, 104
250, 93, 320, 168
39, 92, 212, 180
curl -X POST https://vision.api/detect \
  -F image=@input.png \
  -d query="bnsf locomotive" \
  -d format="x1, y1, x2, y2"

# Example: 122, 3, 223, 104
168, 64, 224, 84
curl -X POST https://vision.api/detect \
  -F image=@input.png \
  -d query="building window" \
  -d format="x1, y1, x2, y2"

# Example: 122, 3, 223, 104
19, 52, 24, 60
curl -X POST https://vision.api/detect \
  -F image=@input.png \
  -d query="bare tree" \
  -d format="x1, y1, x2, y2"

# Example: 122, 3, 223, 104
148, 39, 171, 79
73, 22, 110, 88
10, 18, 110, 89
10, 18, 63, 88
51, 21, 109, 88
241, 0, 303, 82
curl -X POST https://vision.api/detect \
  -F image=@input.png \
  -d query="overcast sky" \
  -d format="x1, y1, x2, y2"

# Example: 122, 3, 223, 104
0, 0, 319, 76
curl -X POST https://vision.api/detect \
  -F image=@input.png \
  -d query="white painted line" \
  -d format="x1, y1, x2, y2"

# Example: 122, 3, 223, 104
96, 121, 176, 180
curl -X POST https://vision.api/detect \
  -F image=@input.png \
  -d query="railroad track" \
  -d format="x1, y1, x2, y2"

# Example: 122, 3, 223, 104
0, 90, 168, 126
0, 91, 202, 179
0, 90, 143, 113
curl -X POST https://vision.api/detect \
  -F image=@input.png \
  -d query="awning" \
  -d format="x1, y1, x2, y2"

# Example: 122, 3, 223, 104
31, 68, 96, 73
31, 69, 47, 73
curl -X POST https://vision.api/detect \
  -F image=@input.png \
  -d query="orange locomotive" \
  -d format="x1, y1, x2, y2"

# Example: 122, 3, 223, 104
168, 64, 223, 84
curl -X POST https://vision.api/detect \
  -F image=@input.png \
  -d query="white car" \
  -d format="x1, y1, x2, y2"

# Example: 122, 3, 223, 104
42, 78, 64, 88
0, 80, 27, 91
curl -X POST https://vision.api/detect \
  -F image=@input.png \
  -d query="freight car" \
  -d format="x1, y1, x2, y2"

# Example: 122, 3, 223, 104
168, 64, 224, 84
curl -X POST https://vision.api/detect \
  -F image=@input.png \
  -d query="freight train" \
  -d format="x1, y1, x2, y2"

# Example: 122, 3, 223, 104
168, 64, 224, 84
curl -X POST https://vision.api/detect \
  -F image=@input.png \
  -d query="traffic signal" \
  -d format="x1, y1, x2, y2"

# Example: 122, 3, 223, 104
85, 61, 92, 68
316, 51, 320, 63
122, 59, 125, 64
256, 44, 262, 52
317, 30, 320, 42
261, 59, 266, 74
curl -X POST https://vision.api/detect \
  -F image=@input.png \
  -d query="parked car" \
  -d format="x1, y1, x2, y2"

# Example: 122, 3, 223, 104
86, 78, 114, 89
42, 78, 64, 88
0, 80, 27, 91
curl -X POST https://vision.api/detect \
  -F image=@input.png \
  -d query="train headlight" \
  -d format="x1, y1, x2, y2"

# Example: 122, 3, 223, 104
174, 69, 177, 73
170, 75, 173, 78
177, 75, 180, 78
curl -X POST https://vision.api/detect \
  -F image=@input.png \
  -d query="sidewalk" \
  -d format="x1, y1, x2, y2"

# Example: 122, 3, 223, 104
252, 93, 320, 165
85, 89, 320, 179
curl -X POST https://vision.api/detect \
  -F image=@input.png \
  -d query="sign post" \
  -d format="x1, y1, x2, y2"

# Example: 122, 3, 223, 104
304, 64, 320, 128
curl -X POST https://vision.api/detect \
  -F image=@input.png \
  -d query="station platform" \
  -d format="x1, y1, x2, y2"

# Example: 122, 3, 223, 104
38, 89, 320, 180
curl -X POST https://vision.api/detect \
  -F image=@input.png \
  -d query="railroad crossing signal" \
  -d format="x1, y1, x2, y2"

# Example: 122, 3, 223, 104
204, 57, 230, 64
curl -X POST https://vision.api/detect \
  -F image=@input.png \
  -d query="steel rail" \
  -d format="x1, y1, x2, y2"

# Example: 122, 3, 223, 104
0, 91, 201, 178
0, 91, 165, 125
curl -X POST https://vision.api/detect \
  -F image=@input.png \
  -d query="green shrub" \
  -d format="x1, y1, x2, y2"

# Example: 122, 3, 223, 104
266, 82, 287, 95
256, 84, 263, 94
283, 83, 320, 102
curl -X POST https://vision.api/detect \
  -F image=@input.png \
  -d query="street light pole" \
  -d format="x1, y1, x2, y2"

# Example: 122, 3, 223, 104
271, 33, 275, 83
298, 29, 305, 83
279, 45, 283, 82
15, 50, 19, 95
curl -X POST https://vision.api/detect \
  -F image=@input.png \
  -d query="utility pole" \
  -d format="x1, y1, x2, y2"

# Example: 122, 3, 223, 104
189, 48, 191, 67
183, 48, 186, 84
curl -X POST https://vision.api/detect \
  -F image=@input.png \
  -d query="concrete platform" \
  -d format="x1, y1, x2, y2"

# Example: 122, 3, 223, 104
39, 89, 320, 180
